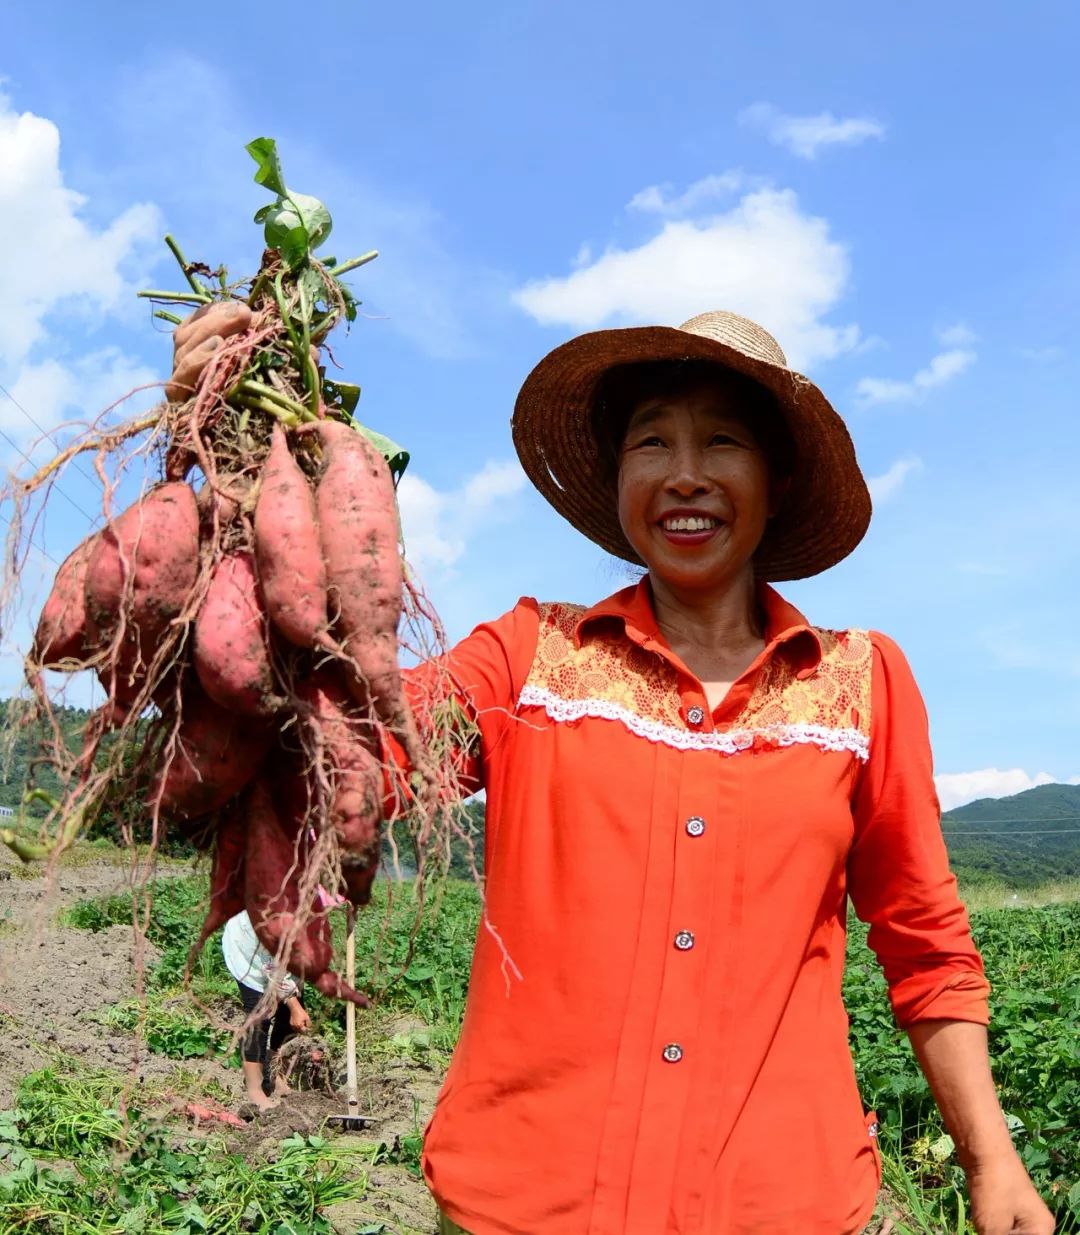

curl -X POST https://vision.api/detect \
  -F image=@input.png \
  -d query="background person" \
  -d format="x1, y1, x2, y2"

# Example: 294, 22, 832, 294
222, 907, 312, 1111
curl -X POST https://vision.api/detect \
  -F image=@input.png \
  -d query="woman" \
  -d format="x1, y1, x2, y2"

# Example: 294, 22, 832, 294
173, 308, 1052, 1234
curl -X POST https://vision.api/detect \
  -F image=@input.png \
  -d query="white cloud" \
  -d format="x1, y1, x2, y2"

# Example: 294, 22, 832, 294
1018, 345, 1063, 364
0, 90, 161, 370
398, 460, 527, 576
937, 322, 978, 348
936, 768, 1059, 813
627, 172, 748, 217
856, 341, 976, 406
868, 456, 923, 504
513, 185, 858, 372
738, 103, 885, 160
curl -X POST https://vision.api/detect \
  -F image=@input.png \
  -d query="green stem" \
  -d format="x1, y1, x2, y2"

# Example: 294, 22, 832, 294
165, 233, 212, 298
331, 250, 379, 278
137, 289, 212, 305
297, 279, 321, 415
236, 379, 314, 420
234, 393, 301, 428
248, 270, 271, 307
154, 309, 184, 325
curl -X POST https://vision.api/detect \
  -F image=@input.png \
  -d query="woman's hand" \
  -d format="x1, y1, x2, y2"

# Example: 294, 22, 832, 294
288, 1001, 312, 1033
967, 1154, 1056, 1235
166, 301, 252, 402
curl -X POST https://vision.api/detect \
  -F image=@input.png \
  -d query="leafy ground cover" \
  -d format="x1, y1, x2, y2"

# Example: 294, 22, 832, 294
5, 869, 1078, 1233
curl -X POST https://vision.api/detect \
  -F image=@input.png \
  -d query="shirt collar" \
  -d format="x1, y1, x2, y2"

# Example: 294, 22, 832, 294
574, 576, 823, 677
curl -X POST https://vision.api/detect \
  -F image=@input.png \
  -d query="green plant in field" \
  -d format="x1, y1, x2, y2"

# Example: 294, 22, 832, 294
0, 1067, 372, 1233
100, 999, 232, 1059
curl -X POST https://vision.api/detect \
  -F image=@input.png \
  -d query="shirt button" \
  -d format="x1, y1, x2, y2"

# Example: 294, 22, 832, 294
662, 1043, 684, 1063
686, 816, 706, 837
686, 705, 705, 726
674, 930, 695, 951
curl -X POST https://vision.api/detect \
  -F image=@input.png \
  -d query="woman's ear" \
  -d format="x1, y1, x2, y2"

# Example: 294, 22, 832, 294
768, 475, 792, 519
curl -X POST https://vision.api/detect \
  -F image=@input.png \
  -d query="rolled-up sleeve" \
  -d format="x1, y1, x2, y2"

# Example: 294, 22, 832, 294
383, 598, 541, 807
848, 632, 990, 1028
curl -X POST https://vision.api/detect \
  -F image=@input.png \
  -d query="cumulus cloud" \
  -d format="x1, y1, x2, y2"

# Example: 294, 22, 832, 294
513, 184, 858, 372
856, 325, 977, 406
867, 456, 923, 504
627, 172, 749, 217
0, 90, 162, 475
935, 768, 1060, 813
398, 460, 527, 576
738, 103, 885, 160
0, 91, 161, 370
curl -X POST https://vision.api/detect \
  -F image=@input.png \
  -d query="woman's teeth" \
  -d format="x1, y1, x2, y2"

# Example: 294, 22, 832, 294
662, 516, 718, 532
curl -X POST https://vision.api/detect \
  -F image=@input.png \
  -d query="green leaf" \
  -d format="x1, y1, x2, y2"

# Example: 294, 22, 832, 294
253, 204, 274, 224
355, 424, 410, 482
263, 206, 311, 271
324, 380, 361, 416
404, 963, 435, 983
246, 137, 288, 196
287, 190, 332, 251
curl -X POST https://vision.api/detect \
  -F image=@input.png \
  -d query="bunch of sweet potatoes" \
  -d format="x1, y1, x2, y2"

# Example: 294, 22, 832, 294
28, 395, 415, 1006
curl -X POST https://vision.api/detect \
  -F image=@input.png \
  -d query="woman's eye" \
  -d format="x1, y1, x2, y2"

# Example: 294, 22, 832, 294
710, 433, 739, 446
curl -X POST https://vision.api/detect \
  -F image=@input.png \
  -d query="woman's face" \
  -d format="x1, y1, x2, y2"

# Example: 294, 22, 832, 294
616, 379, 776, 597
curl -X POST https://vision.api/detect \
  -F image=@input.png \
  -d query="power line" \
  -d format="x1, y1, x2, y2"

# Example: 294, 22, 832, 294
0, 381, 100, 524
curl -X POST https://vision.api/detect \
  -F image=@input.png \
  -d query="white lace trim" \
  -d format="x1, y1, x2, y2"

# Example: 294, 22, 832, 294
517, 685, 869, 761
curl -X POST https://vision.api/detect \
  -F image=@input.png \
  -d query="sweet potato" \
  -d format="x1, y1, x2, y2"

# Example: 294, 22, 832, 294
186, 802, 246, 975
194, 552, 279, 717
254, 425, 328, 647
31, 535, 97, 668
149, 685, 272, 820
244, 781, 368, 1006
85, 483, 199, 704
295, 671, 384, 854
314, 421, 405, 726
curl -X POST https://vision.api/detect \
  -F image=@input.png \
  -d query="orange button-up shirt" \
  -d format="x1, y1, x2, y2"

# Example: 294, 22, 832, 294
405, 580, 989, 1235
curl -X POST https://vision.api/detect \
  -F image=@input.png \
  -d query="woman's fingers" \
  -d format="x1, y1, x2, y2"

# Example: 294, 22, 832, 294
167, 335, 223, 402
168, 302, 253, 402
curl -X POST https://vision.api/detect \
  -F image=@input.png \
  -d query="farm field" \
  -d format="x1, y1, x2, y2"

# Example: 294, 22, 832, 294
0, 846, 1075, 1235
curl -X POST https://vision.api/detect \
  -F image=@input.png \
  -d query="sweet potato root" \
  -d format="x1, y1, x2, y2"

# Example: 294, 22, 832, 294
255, 425, 328, 647
194, 552, 279, 717
30, 535, 97, 668
149, 686, 272, 821
85, 483, 200, 704
296, 671, 384, 854
244, 782, 369, 1005
315, 422, 404, 723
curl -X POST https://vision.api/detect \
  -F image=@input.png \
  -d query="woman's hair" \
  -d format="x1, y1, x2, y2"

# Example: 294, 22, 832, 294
589, 359, 795, 488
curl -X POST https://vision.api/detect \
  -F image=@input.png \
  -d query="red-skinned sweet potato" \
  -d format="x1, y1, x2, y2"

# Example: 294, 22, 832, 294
31, 535, 98, 668
295, 670, 384, 854
244, 781, 368, 1005
194, 552, 279, 717
85, 483, 199, 704
314, 422, 405, 726
255, 425, 328, 648
148, 685, 272, 821
186, 802, 247, 975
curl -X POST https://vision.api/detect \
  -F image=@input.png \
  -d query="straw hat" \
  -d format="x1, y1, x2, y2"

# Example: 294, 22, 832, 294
511, 310, 871, 581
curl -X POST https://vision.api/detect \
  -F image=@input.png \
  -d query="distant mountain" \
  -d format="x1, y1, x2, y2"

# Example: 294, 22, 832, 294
942, 783, 1080, 887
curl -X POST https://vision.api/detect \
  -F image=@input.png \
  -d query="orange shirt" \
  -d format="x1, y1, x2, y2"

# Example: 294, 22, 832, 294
403, 579, 989, 1235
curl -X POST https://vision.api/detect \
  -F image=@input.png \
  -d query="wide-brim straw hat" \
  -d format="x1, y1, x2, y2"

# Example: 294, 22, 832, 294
512, 310, 871, 581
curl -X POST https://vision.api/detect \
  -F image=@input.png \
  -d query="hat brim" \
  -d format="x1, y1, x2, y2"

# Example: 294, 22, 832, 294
511, 324, 871, 581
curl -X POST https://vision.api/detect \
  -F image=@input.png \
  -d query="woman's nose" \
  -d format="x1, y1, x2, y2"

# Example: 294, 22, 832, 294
665, 447, 710, 495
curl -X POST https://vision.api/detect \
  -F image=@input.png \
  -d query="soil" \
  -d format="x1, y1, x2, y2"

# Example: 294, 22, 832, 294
0, 847, 441, 1234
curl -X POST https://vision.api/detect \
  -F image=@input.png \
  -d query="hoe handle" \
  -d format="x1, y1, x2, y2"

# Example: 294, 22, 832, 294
345, 905, 359, 1116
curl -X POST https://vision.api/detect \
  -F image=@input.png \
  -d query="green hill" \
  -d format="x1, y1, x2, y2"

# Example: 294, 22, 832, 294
942, 783, 1080, 887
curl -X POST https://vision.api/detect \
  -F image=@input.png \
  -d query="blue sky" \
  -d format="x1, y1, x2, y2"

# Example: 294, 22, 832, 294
2, 1, 1078, 808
